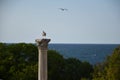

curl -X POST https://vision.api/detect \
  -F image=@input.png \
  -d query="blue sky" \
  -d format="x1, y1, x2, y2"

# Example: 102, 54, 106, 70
0, 0, 120, 44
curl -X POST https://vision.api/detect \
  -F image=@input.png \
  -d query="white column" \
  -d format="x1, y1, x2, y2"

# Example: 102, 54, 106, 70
35, 39, 50, 80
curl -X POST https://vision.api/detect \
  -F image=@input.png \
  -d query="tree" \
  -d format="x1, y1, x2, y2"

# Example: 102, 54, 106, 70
48, 50, 93, 80
48, 50, 65, 80
0, 43, 38, 80
0, 43, 93, 80
105, 46, 120, 80
64, 58, 93, 80
93, 46, 120, 80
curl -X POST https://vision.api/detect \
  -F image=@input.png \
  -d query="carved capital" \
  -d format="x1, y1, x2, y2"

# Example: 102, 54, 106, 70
35, 39, 51, 50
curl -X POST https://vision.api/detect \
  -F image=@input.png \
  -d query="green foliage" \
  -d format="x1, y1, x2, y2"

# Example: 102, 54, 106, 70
105, 46, 120, 80
48, 50, 65, 80
0, 43, 38, 80
93, 46, 120, 80
64, 58, 93, 80
48, 50, 93, 80
92, 63, 106, 80
0, 43, 93, 80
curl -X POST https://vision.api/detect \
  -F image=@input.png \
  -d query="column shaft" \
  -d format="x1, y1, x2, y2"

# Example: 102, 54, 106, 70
38, 49, 47, 80
35, 39, 50, 80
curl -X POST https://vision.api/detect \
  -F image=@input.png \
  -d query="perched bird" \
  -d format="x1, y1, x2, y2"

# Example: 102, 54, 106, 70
42, 31, 46, 37
59, 8, 68, 11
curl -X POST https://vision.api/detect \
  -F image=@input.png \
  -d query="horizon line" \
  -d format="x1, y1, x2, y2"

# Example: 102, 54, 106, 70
0, 42, 120, 45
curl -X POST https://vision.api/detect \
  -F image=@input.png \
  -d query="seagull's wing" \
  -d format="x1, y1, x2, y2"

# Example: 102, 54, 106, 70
59, 8, 68, 11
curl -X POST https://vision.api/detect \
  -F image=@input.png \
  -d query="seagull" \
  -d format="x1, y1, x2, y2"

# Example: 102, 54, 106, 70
59, 8, 68, 11
42, 31, 46, 37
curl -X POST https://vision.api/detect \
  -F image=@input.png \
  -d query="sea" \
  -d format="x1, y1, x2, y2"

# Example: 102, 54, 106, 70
48, 44, 119, 65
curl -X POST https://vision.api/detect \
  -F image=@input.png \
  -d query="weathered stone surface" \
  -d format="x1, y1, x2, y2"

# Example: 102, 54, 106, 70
36, 38, 50, 80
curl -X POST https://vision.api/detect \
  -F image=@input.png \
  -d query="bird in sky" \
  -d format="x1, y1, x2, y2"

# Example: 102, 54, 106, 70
59, 8, 68, 11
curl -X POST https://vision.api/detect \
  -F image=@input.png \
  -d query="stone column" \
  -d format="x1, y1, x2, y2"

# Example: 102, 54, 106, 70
35, 39, 50, 80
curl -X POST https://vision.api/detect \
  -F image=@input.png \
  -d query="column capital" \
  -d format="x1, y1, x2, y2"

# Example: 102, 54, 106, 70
35, 38, 51, 50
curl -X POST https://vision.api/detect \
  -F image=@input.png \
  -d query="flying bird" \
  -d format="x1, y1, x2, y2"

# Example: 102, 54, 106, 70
59, 8, 68, 11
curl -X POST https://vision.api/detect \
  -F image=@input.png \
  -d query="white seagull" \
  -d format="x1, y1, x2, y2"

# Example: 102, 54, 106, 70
42, 31, 46, 37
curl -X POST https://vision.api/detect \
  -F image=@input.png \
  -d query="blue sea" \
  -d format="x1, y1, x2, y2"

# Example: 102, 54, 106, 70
48, 44, 119, 65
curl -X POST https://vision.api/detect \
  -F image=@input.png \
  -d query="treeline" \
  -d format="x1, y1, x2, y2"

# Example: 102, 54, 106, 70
0, 43, 38, 80
0, 43, 120, 80
93, 45, 120, 80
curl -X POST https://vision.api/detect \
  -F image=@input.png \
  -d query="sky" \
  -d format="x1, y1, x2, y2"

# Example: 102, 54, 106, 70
0, 0, 120, 44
